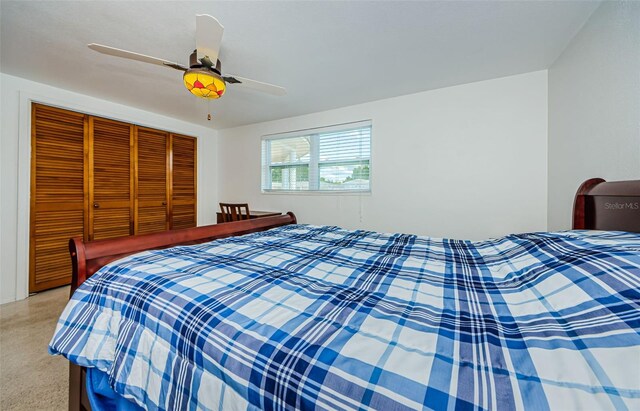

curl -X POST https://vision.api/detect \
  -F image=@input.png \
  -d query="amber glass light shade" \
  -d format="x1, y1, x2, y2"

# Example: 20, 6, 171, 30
183, 69, 226, 99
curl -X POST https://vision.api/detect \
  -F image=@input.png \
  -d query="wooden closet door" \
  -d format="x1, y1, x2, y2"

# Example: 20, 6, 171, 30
89, 117, 134, 240
30, 104, 87, 292
135, 127, 169, 234
170, 134, 197, 229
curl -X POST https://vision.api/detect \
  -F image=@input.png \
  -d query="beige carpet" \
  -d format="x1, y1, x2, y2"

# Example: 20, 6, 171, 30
0, 286, 70, 410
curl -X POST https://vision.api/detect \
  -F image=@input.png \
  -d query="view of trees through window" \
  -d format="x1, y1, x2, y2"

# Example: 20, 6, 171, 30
270, 165, 309, 184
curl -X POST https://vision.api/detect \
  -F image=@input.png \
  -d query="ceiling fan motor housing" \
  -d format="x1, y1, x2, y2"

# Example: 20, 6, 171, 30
189, 50, 222, 74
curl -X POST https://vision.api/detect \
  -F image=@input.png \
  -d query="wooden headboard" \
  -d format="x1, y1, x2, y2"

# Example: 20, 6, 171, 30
573, 178, 640, 232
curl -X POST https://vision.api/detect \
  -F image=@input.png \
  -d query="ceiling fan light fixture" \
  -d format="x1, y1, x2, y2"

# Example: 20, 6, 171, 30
183, 68, 226, 99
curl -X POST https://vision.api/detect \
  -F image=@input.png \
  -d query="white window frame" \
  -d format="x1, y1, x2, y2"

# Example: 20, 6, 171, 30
261, 120, 372, 194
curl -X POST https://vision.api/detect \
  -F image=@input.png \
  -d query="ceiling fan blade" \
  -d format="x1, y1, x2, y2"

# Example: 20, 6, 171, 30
88, 43, 188, 71
224, 75, 287, 96
196, 15, 224, 65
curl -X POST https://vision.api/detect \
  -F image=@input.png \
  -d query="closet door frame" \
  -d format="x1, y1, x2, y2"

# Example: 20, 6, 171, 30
28, 103, 198, 293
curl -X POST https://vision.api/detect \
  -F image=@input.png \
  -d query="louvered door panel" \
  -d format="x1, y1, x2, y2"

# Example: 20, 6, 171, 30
172, 204, 197, 229
136, 127, 169, 234
90, 118, 133, 241
171, 134, 197, 229
34, 210, 84, 284
30, 104, 86, 292
31, 105, 198, 292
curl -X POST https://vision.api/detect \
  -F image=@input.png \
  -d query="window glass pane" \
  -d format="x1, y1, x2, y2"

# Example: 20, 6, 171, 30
319, 162, 369, 190
269, 165, 309, 190
269, 136, 310, 165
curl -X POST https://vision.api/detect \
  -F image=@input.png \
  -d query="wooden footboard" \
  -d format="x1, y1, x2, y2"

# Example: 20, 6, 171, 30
69, 212, 297, 294
67, 212, 297, 411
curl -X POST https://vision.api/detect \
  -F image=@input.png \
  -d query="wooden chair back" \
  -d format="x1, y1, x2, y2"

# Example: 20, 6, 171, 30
219, 203, 251, 223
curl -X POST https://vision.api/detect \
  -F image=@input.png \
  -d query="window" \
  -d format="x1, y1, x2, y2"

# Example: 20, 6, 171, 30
261, 121, 371, 192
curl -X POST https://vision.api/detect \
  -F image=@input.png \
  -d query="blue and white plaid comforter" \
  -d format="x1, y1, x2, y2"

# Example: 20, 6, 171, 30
50, 225, 640, 410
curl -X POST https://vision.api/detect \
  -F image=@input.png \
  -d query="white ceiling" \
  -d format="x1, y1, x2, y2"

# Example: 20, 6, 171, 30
0, 1, 599, 129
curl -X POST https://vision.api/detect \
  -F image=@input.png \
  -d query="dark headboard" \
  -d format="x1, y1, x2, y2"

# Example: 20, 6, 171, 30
573, 178, 640, 232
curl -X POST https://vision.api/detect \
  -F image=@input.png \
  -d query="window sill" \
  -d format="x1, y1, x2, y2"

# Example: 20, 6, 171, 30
261, 190, 371, 196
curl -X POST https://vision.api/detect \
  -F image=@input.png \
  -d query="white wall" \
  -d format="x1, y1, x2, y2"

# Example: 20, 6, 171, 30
0, 73, 218, 303
548, 1, 640, 230
218, 71, 548, 241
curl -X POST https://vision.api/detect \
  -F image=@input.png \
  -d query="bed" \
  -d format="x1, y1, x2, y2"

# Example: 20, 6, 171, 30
50, 178, 640, 410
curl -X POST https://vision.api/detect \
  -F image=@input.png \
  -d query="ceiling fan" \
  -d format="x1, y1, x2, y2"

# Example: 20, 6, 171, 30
88, 14, 286, 99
